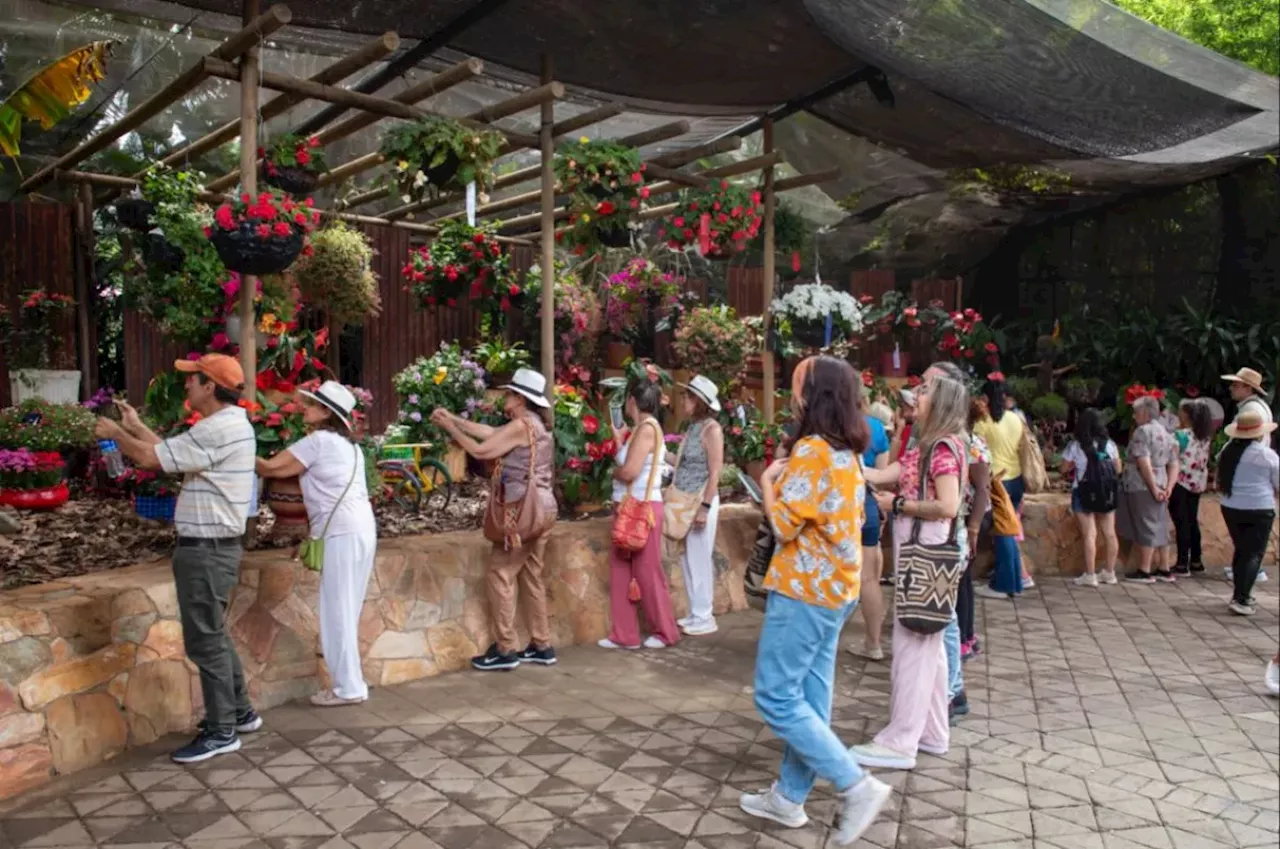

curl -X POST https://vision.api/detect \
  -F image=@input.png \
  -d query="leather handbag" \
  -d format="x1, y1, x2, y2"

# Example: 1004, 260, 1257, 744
661, 425, 703, 542
612, 420, 664, 552
895, 438, 968, 635
483, 420, 553, 551
297, 444, 358, 572
1018, 420, 1048, 494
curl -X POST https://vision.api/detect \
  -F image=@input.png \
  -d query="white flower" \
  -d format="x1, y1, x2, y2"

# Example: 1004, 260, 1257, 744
771, 283, 866, 334
413, 170, 427, 188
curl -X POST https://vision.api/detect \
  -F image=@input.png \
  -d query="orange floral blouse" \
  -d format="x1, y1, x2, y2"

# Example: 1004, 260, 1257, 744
764, 435, 866, 608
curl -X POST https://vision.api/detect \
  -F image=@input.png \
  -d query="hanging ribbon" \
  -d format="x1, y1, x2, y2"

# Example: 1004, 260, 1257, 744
824, 313, 833, 348
790, 251, 801, 273
698, 213, 712, 257
892, 341, 902, 371
465, 181, 477, 227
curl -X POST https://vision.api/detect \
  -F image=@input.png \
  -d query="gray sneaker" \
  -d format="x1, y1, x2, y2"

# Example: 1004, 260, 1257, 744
832, 775, 893, 846
739, 785, 808, 829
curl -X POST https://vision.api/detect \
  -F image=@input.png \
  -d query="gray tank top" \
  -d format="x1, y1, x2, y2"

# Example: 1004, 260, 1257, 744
673, 419, 712, 493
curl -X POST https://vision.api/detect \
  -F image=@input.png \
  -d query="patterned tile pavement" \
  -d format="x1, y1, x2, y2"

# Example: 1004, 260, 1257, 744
1, 571, 1276, 849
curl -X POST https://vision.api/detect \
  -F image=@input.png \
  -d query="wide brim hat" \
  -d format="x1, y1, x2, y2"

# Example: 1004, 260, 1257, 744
499, 367, 550, 409
298, 380, 357, 430
682, 374, 721, 412
1224, 410, 1277, 440
1221, 367, 1267, 395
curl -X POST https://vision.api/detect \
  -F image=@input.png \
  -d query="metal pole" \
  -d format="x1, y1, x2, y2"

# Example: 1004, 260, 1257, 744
761, 118, 777, 425
538, 53, 556, 405
238, 0, 260, 398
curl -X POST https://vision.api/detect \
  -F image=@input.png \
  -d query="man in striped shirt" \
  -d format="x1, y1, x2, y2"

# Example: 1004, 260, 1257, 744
95, 354, 260, 764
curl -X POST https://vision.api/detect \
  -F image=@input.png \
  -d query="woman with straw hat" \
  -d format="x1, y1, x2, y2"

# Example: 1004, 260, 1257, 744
257, 381, 376, 707
1216, 409, 1278, 616
672, 375, 725, 637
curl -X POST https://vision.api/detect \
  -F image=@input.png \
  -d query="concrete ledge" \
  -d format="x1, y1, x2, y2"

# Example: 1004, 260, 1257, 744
0, 506, 759, 800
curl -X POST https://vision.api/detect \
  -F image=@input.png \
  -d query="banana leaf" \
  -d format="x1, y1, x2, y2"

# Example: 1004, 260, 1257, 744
0, 40, 115, 162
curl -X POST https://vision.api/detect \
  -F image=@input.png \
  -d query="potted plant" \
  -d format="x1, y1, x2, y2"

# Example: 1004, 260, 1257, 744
379, 116, 504, 203
114, 189, 155, 231
125, 469, 181, 521
521, 260, 602, 376
860, 290, 949, 376
552, 383, 616, 513
554, 138, 648, 255
210, 190, 318, 275
660, 180, 762, 260
770, 282, 866, 357
470, 336, 531, 388
751, 201, 809, 272
1029, 392, 1070, 453
260, 133, 327, 195
292, 222, 382, 329
600, 257, 684, 365
671, 304, 758, 393
403, 219, 512, 324
723, 411, 785, 485
0, 447, 67, 510
392, 342, 489, 477
936, 307, 1000, 372
0, 289, 79, 403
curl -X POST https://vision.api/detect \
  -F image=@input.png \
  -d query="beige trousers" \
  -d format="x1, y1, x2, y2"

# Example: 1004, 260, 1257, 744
485, 536, 551, 654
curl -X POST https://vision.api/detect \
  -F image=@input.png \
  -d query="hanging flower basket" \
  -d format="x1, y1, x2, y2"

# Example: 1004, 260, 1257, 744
114, 197, 156, 231
134, 494, 177, 522
261, 164, 319, 196
210, 191, 317, 276
553, 138, 649, 257
379, 117, 504, 202
660, 180, 763, 259
402, 219, 512, 315
260, 134, 327, 196
142, 233, 186, 271
597, 225, 632, 249
2, 483, 69, 511
791, 319, 831, 350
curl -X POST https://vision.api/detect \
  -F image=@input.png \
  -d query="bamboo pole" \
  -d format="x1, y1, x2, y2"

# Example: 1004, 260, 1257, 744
238, 0, 261, 399
650, 135, 743, 168
74, 183, 94, 399
333, 185, 392, 210
539, 54, 556, 398
206, 57, 487, 193
551, 104, 623, 137
642, 163, 709, 189
152, 32, 398, 173
761, 118, 776, 425
774, 168, 842, 192
20, 8, 292, 193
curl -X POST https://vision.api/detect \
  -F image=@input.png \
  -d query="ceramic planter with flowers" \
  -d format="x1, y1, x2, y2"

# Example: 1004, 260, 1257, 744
260, 133, 327, 195
770, 282, 866, 358
403, 219, 512, 324
661, 180, 762, 259
210, 191, 318, 275
379, 116, 504, 203
0, 448, 67, 509
600, 257, 684, 361
0, 289, 79, 404
554, 138, 649, 256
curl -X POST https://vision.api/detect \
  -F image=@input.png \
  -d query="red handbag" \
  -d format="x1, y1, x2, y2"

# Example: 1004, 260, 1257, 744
611, 420, 664, 552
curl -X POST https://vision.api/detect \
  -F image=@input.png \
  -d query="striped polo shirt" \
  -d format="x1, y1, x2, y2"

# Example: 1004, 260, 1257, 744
157, 405, 257, 538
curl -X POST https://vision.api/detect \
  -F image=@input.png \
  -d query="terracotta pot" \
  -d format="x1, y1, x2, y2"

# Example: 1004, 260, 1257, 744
880, 349, 911, 378
605, 340, 633, 370
744, 460, 766, 487
4, 483, 69, 511
265, 475, 309, 536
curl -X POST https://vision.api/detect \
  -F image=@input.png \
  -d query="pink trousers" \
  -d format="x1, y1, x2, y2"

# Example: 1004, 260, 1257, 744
608, 503, 681, 647
873, 619, 949, 756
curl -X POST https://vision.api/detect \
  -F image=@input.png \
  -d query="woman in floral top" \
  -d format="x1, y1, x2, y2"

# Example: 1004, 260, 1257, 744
1169, 399, 1213, 575
742, 356, 891, 846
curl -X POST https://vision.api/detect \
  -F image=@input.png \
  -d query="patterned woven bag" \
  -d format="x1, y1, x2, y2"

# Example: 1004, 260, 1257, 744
611, 420, 664, 552
895, 437, 967, 635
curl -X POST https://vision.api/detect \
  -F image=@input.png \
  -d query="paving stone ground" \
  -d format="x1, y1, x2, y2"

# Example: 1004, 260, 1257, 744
1, 570, 1277, 849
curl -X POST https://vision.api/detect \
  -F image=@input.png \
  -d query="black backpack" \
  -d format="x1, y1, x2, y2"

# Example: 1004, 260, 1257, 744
1076, 439, 1118, 513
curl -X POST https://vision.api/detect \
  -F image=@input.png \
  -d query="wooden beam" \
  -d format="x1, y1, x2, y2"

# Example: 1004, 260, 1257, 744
651, 135, 743, 167
761, 118, 776, 424
333, 185, 392, 210
642, 163, 709, 189
775, 168, 842, 192
237, 0, 262, 399
539, 54, 556, 402
152, 31, 398, 173
552, 104, 623, 137
210, 4, 292, 61
615, 120, 689, 150
472, 81, 565, 124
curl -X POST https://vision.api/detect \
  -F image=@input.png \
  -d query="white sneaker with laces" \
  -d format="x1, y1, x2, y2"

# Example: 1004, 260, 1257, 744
1266, 660, 1279, 696
849, 742, 916, 770
833, 776, 893, 846
1022, 576, 1036, 589
681, 619, 718, 636
1258, 570, 1269, 583
677, 616, 694, 628
974, 584, 1011, 600
1099, 569, 1118, 585
739, 785, 808, 828
597, 638, 639, 650
642, 635, 668, 649
1073, 572, 1099, 588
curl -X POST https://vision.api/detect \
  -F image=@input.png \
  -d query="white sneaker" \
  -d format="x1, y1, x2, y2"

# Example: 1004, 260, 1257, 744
1225, 567, 1234, 581
1266, 660, 1279, 697
597, 638, 639, 650
974, 584, 1011, 600
677, 616, 694, 628
739, 785, 808, 828
832, 776, 893, 846
1022, 576, 1036, 589
849, 742, 916, 770
1258, 570, 1269, 583
1099, 569, 1118, 585
917, 740, 948, 757
847, 643, 885, 661
681, 619, 718, 636
1073, 573, 1099, 588
642, 636, 668, 649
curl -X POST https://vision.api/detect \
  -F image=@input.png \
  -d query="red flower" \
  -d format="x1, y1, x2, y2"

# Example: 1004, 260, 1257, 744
509, 284, 520, 296
583, 414, 599, 435
272, 221, 291, 237
296, 150, 311, 166
307, 136, 320, 148
964, 349, 976, 359
988, 371, 1005, 382
673, 216, 685, 227
906, 375, 922, 387
597, 200, 616, 215
215, 206, 236, 230
255, 223, 272, 239
984, 342, 998, 353
861, 370, 873, 387
447, 298, 457, 308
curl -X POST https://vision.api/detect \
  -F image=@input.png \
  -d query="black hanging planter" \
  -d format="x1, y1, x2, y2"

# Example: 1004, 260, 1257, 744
142, 234, 185, 271
597, 226, 632, 249
211, 223, 305, 275
261, 163, 320, 196
422, 150, 461, 190
790, 319, 831, 350
585, 183, 613, 201
115, 198, 156, 231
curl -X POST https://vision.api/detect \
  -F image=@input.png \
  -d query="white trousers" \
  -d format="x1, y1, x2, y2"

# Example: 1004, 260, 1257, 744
681, 497, 720, 624
319, 531, 377, 700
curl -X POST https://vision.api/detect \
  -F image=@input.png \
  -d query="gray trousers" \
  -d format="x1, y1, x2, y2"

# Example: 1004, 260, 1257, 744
172, 541, 252, 735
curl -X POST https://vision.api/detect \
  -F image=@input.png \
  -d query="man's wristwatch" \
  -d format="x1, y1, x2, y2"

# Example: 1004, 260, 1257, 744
892, 495, 906, 516
701, 502, 713, 509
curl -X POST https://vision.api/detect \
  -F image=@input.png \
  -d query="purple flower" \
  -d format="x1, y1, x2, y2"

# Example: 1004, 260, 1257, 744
465, 398, 478, 411
409, 411, 423, 423
473, 379, 485, 391
408, 394, 420, 405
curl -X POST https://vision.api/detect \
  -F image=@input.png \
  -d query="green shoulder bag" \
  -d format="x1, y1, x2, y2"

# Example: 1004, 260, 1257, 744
297, 444, 359, 572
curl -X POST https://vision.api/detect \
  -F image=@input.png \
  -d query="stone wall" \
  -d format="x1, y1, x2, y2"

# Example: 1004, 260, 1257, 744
0, 505, 760, 801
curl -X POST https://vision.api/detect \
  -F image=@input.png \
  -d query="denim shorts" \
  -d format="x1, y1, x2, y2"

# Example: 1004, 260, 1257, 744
861, 484, 882, 546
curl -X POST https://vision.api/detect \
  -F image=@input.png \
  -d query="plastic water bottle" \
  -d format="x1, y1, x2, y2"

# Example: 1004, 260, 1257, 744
99, 440, 125, 478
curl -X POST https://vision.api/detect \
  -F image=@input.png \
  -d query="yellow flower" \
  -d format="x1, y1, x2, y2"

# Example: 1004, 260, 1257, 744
257, 313, 277, 333
433, 367, 447, 385
397, 160, 409, 171
579, 135, 590, 144
581, 213, 591, 223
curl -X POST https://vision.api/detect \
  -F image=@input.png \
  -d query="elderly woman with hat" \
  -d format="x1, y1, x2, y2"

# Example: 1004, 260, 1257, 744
257, 381, 376, 707
1216, 410, 1279, 616
671, 375, 726, 637
431, 368, 557, 671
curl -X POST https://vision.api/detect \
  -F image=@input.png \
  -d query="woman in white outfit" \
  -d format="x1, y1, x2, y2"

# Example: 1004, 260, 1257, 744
673, 375, 725, 636
257, 381, 376, 707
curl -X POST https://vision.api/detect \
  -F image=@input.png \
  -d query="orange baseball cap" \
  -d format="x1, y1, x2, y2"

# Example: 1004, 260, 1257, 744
174, 353, 246, 391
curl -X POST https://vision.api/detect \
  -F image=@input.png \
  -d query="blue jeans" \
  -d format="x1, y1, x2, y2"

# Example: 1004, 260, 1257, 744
1004, 475, 1025, 512
754, 593, 865, 804
989, 535, 1024, 594
943, 614, 963, 700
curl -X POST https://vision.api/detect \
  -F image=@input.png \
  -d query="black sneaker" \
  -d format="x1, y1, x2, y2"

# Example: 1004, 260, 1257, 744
1125, 570, 1156, 584
879, 573, 895, 586
198, 708, 263, 736
949, 691, 970, 725
172, 730, 240, 764
1171, 563, 1191, 576
518, 643, 558, 666
1189, 562, 1205, 574
1155, 570, 1177, 583
471, 643, 520, 672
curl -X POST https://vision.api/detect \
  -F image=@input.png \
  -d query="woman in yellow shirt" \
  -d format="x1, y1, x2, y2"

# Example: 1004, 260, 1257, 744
739, 356, 892, 846
972, 378, 1031, 593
